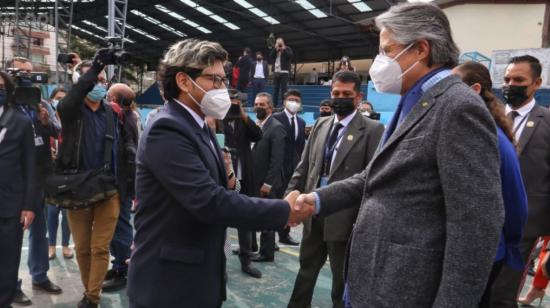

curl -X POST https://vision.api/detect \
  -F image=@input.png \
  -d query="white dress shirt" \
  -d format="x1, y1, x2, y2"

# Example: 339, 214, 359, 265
505, 98, 536, 140
284, 108, 299, 140
253, 62, 265, 79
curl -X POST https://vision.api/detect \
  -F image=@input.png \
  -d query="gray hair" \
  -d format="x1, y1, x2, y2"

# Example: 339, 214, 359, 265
255, 92, 273, 107
375, 3, 459, 67
161, 38, 228, 70
159, 39, 228, 100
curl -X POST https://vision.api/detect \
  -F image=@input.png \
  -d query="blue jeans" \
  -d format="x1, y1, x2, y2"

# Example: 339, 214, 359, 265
47, 205, 71, 246
18, 190, 50, 286
109, 196, 133, 273
252, 78, 266, 105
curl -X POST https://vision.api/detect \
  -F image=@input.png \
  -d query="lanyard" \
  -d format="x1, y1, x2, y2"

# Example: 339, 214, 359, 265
513, 112, 530, 135
323, 123, 347, 176
19, 106, 38, 137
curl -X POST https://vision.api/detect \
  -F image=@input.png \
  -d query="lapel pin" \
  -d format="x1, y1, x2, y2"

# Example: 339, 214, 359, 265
421, 101, 429, 108
347, 135, 353, 141
526, 121, 534, 128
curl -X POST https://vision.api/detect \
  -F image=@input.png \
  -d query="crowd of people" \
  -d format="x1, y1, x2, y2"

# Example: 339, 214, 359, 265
1, 2, 550, 308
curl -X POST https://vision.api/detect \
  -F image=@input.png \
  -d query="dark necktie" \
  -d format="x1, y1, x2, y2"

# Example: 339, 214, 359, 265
324, 123, 344, 176
507, 110, 520, 122
291, 116, 296, 140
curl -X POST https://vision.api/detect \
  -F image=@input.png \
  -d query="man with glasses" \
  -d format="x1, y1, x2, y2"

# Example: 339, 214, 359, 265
55, 53, 128, 308
290, 3, 504, 306
127, 39, 313, 308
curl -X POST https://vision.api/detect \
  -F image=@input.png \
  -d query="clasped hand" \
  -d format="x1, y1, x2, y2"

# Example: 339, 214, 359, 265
284, 191, 316, 227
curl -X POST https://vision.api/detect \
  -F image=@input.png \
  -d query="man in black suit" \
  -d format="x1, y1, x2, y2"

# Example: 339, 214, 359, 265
490, 55, 550, 307
273, 89, 306, 246
127, 39, 312, 308
287, 71, 385, 308
0, 71, 36, 308
223, 89, 263, 278
269, 37, 293, 107
235, 47, 253, 93
250, 51, 269, 106
250, 92, 287, 262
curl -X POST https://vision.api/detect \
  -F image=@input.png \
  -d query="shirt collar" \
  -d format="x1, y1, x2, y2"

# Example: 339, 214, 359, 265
421, 69, 452, 93
505, 98, 536, 117
333, 110, 356, 128
259, 114, 271, 127
175, 98, 205, 129
284, 108, 296, 119
0, 106, 4, 118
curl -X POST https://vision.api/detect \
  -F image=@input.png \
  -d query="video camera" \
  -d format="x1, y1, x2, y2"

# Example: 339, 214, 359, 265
103, 37, 131, 65
6, 68, 45, 105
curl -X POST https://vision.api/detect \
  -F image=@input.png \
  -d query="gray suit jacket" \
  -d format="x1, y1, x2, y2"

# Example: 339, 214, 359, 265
286, 112, 384, 241
316, 75, 504, 307
516, 104, 550, 239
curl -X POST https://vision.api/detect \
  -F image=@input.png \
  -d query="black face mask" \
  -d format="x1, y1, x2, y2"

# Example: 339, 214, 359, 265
319, 111, 332, 117
502, 85, 529, 108
331, 98, 356, 117
225, 103, 241, 120
255, 108, 267, 120
257, 57, 262, 61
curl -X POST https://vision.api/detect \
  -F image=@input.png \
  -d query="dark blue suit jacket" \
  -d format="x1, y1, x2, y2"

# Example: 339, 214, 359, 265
0, 107, 35, 217
127, 100, 290, 308
272, 111, 306, 184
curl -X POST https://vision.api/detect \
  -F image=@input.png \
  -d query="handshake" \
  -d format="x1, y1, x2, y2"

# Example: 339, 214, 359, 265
284, 191, 317, 227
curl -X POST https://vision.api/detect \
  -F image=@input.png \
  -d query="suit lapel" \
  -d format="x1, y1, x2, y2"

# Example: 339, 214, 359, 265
518, 104, 543, 156
331, 113, 365, 174
314, 117, 333, 168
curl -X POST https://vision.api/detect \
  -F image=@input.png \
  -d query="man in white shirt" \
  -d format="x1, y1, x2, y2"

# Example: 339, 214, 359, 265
269, 37, 293, 107
250, 51, 268, 105
491, 55, 550, 308
306, 68, 318, 85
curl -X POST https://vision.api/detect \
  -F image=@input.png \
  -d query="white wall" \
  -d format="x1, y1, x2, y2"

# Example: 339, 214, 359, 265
443, 3, 546, 57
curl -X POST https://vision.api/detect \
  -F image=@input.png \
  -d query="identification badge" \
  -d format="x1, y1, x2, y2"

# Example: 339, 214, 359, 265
320, 176, 329, 187
34, 136, 44, 146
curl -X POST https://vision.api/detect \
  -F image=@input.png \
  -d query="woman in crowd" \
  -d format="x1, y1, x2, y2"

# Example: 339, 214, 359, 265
337, 56, 355, 72
453, 61, 528, 308
518, 237, 550, 305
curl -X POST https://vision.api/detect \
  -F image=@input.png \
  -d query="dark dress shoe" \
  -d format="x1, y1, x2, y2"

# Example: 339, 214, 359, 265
102, 275, 127, 292
104, 268, 117, 281
32, 280, 62, 294
250, 254, 274, 262
241, 264, 262, 278
279, 235, 299, 246
77, 296, 98, 308
12, 290, 32, 306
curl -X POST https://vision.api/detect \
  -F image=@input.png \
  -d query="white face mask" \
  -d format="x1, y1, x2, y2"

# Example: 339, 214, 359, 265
369, 43, 419, 94
286, 100, 301, 114
188, 79, 231, 120
51, 99, 60, 109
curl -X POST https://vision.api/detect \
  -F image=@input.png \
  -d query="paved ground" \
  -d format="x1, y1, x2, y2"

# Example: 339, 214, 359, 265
15, 223, 550, 308
16, 226, 333, 308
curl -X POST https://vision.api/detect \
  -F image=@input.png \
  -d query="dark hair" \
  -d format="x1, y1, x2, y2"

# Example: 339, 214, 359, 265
158, 66, 202, 101
332, 71, 361, 93
508, 55, 542, 81
362, 101, 374, 110
284, 89, 301, 100
49, 87, 67, 100
256, 51, 262, 56
320, 99, 331, 107
0, 71, 16, 106
456, 61, 516, 146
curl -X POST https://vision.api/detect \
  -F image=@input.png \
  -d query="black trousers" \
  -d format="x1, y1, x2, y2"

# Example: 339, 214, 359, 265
490, 235, 539, 308
479, 261, 504, 308
288, 217, 347, 308
259, 231, 275, 258
273, 72, 289, 108
0, 216, 24, 308
237, 228, 253, 265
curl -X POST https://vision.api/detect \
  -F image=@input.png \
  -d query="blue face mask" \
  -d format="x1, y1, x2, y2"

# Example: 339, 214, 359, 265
0, 89, 6, 107
86, 84, 107, 102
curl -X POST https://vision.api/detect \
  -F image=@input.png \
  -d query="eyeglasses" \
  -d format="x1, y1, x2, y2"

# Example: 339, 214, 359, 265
197, 74, 229, 89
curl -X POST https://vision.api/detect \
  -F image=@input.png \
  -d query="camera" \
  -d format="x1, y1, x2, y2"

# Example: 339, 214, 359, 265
57, 53, 76, 64
6, 68, 45, 105
104, 37, 131, 65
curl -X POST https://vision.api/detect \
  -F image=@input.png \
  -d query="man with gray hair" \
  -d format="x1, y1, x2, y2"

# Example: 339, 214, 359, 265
127, 39, 312, 308
290, 3, 504, 307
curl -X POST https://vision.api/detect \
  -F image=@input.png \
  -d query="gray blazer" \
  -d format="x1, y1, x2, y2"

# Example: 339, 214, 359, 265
316, 75, 504, 307
286, 111, 384, 241
516, 104, 550, 239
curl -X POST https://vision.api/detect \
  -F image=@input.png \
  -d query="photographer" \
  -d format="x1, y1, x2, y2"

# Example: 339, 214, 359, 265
269, 37, 293, 107
54, 49, 126, 308
0, 71, 36, 308
6, 57, 63, 306
102, 83, 139, 292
